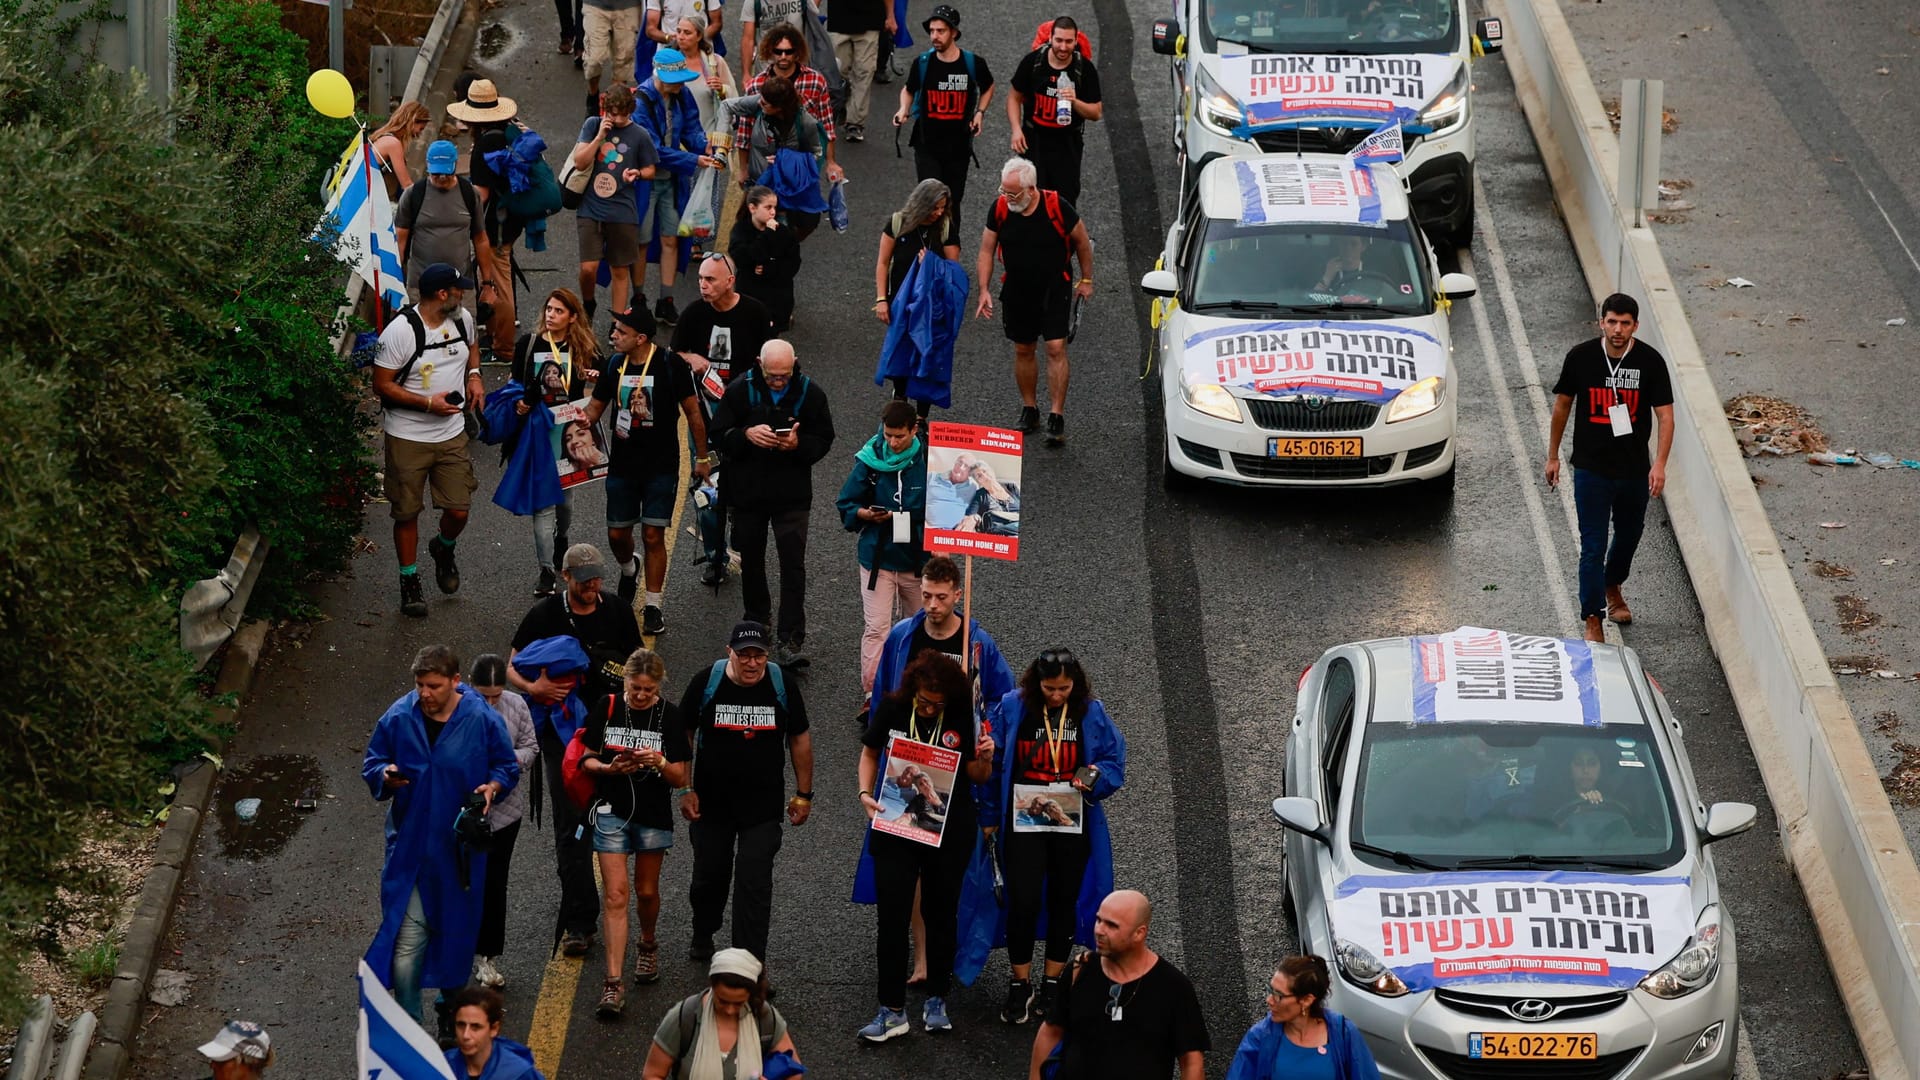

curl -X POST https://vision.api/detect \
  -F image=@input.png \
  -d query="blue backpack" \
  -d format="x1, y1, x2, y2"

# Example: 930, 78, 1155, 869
909, 48, 981, 127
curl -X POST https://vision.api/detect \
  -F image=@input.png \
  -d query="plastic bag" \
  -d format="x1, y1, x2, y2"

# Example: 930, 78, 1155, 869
679, 165, 720, 241
828, 178, 850, 233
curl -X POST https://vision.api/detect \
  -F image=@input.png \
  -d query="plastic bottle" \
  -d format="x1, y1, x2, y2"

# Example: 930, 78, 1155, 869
1054, 73, 1074, 126
1807, 452, 1859, 466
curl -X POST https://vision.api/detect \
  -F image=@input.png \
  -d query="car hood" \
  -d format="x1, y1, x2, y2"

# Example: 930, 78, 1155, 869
1202, 51, 1462, 131
1179, 315, 1446, 405
1328, 869, 1702, 992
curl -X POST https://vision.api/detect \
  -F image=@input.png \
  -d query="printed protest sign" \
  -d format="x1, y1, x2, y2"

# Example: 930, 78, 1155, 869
1218, 53, 1460, 129
874, 736, 961, 847
923, 421, 1022, 561
1409, 627, 1602, 726
1330, 871, 1694, 990
1349, 120, 1405, 165
1012, 783, 1084, 834
1182, 321, 1446, 404
1232, 159, 1383, 225
551, 397, 610, 489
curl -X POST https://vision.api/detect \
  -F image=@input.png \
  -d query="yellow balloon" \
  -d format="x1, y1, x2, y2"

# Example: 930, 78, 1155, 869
305, 69, 356, 119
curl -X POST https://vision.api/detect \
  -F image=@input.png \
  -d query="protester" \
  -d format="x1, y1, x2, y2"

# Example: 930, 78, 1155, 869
644, 0, 724, 73
828, 0, 895, 143
737, 26, 844, 185
1546, 293, 1674, 642
362, 646, 519, 1038
580, 648, 690, 1017
509, 288, 601, 596
1027, 890, 1209, 1080
893, 5, 993, 230
870, 554, 1016, 721
195, 1020, 273, 1079
570, 84, 658, 322
669, 13, 738, 129
632, 49, 727, 325
1007, 16, 1102, 206
396, 141, 497, 301
371, 102, 432, 201
976, 156, 1094, 446
1227, 955, 1382, 1080
875, 178, 967, 418
729, 186, 802, 333
554, 0, 583, 61
509, 546, 642, 957
577, 307, 710, 630
709, 340, 836, 666
670, 622, 814, 961
372, 262, 482, 619
446, 986, 546, 1080
724, 78, 829, 240
738, 0, 808, 74
641, 949, 802, 1080
580, 0, 642, 113
851, 652, 996, 1040
445, 80, 522, 358
836, 401, 930, 696
987, 648, 1125, 1025
469, 654, 537, 989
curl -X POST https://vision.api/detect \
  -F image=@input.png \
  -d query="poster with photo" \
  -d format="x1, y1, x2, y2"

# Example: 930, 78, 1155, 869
873, 736, 962, 847
1012, 783, 1084, 834
551, 397, 609, 489
923, 422, 1023, 561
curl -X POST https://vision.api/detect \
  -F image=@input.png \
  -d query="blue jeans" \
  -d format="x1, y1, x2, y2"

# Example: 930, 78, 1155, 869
390, 888, 431, 1022
1572, 467, 1650, 620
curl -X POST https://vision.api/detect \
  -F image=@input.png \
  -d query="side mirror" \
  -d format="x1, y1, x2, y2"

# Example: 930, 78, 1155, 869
1439, 271, 1478, 300
1701, 802, 1757, 843
1140, 268, 1180, 298
1474, 17, 1504, 53
1151, 17, 1180, 55
1270, 796, 1331, 845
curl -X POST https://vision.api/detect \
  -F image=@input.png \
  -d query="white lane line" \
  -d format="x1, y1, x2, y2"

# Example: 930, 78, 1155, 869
1458, 248, 1579, 632
1860, 176, 1920, 280
1737, 1021, 1760, 1080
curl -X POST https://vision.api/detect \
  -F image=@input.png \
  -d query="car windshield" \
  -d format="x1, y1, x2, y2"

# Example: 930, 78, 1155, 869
1203, 0, 1458, 52
1186, 219, 1429, 317
1349, 721, 1685, 870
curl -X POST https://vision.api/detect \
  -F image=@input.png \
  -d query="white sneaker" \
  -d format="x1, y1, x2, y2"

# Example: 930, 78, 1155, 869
475, 956, 506, 988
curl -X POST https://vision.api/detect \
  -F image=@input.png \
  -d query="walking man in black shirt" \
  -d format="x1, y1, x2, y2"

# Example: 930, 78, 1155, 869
1544, 293, 1675, 642
1028, 890, 1209, 1080
977, 156, 1094, 447
892, 5, 994, 230
669, 621, 815, 962
1006, 16, 1101, 206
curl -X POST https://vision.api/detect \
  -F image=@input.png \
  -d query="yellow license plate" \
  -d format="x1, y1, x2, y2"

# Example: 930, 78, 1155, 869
1268, 437, 1363, 458
1470, 1032, 1598, 1060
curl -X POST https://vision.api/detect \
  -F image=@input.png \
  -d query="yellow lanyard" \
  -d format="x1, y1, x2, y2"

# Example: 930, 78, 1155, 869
908, 707, 940, 746
626, 344, 655, 406
544, 333, 572, 394
1042, 705, 1068, 775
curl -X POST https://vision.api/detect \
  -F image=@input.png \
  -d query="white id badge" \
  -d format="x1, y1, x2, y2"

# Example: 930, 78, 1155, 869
615, 409, 633, 439
1607, 402, 1633, 437
892, 512, 911, 544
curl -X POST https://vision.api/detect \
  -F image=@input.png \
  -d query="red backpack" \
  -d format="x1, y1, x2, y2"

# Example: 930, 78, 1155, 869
989, 191, 1074, 282
1030, 19, 1094, 61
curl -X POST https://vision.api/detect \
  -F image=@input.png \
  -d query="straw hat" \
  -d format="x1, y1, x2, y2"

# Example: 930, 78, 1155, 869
447, 79, 518, 122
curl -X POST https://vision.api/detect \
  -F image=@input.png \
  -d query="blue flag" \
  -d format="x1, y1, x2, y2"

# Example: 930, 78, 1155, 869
317, 133, 409, 312
357, 960, 457, 1079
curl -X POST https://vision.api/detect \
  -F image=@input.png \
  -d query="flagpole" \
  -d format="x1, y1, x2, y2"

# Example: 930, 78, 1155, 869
357, 118, 388, 331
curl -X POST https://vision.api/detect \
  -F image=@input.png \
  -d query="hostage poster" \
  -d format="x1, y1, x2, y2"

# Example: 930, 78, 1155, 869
1409, 627, 1602, 726
1182, 321, 1446, 405
551, 397, 610, 489
1218, 53, 1459, 129
924, 421, 1022, 561
1012, 783, 1084, 834
873, 736, 962, 847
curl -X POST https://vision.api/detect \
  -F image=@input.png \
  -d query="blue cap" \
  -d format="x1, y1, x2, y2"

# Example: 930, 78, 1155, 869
418, 262, 475, 294
426, 139, 458, 175
654, 47, 700, 83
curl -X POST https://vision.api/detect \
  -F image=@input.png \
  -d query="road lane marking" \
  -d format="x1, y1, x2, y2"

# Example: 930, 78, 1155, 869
524, 858, 601, 1074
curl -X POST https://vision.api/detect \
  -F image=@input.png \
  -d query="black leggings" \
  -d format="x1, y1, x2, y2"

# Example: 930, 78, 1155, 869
871, 815, 972, 1007
476, 818, 522, 956
1004, 828, 1090, 967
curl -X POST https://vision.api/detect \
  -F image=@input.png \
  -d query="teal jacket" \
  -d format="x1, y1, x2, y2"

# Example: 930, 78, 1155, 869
835, 439, 928, 576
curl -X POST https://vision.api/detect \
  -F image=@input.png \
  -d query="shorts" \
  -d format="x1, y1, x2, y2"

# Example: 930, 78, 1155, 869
606, 470, 679, 529
638, 177, 682, 240
578, 217, 642, 266
383, 433, 478, 521
1001, 279, 1074, 345
591, 810, 674, 854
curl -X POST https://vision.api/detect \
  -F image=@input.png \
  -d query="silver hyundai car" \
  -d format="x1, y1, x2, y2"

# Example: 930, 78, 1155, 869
1274, 628, 1756, 1079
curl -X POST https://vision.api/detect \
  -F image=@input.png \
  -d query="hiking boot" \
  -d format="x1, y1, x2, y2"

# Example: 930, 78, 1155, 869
586, 92, 601, 115
776, 639, 810, 668
633, 940, 661, 985
400, 573, 428, 618
1045, 413, 1066, 448
689, 934, 715, 964
618, 571, 640, 606
1606, 585, 1632, 624
1000, 978, 1034, 1024
596, 978, 626, 1019
1014, 405, 1040, 433
643, 605, 666, 636
428, 535, 460, 594
655, 295, 680, 325
858, 1006, 909, 1043
700, 561, 729, 588
558, 34, 574, 53
1583, 615, 1605, 642
561, 930, 592, 958
923, 996, 952, 1033
583, 298, 598, 321
474, 956, 506, 988
535, 567, 557, 597
847, 123, 866, 142
1033, 974, 1062, 1021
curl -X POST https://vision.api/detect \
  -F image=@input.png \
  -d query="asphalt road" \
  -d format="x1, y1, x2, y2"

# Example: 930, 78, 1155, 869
131, 0, 1864, 1075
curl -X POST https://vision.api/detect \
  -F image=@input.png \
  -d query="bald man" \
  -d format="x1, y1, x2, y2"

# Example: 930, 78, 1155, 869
708, 340, 836, 665
1028, 889, 1210, 1080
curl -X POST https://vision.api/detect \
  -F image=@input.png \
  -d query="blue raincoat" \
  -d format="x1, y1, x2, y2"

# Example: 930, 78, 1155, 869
492, 393, 562, 517
362, 688, 520, 992
952, 691, 1127, 986
445, 1036, 546, 1080
480, 379, 528, 447
482, 128, 548, 195
1227, 1010, 1382, 1080
757, 148, 828, 214
873, 251, 969, 409
890, 0, 912, 47
510, 636, 590, 744
633, 79, 712, 269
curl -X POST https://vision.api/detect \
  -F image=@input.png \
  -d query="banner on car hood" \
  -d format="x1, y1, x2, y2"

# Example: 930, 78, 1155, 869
1332, 871, 1696, 991
1219, 53, 1460, 129
1182, 320, 1444, 404
1409, 627, 1603, 727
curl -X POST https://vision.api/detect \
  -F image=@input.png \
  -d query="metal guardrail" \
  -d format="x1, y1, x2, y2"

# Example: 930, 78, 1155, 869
179, 529, 269, 670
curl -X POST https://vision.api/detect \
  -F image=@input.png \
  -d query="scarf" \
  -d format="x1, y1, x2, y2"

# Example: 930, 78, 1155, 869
854, 431, 921, 473
685, 990, 762, 1080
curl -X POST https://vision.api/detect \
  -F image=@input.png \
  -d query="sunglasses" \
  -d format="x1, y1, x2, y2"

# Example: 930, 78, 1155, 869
702, 252, 735, 272
1104, 982, 1125, 1020
771, 46, 797, 55
913, 694, 944, 712
1037, 648, 1077, 674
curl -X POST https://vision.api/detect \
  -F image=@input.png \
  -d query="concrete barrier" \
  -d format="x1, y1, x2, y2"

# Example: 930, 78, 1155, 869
1492, 0, 1920, 1075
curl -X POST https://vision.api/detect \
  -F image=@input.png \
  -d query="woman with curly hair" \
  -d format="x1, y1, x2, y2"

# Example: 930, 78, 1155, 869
508, 288, 601, 595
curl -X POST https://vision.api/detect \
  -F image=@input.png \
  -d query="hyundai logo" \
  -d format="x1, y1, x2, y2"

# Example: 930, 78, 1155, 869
1507, 998, 1558, 1022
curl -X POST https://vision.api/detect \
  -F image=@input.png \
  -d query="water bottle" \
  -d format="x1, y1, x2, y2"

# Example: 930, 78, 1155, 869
1807, 452, 1858, 466
1054, 73, 1074, 126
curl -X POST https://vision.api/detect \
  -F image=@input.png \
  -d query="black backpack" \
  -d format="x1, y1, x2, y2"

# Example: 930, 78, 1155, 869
381, 306, 474, 411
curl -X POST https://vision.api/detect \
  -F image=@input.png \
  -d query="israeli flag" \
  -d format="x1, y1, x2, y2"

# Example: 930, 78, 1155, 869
317, 134, 409, 312
357, 960, 457, 1079
1349, 119, 1405, 166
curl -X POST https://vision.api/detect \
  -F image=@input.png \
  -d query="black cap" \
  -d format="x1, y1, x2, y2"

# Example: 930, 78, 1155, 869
611, 306, 658, 338
728, 621, 770, 653
924, 4, 960, 33
418, 262, 475, 294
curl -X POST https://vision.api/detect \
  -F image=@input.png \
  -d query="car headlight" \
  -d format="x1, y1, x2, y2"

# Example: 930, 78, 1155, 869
1192, 64, 1244, 136
1385, 376, 1444, 422
1640, 904, 1722, 999
1182, 381, 1243, 423
1336, 939, 1410, 997
1418, 66, 1470, 133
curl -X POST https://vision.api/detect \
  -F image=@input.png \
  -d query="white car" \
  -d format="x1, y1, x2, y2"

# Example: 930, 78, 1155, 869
1140, 153, 1476, 489
1150, 0, 1501, 247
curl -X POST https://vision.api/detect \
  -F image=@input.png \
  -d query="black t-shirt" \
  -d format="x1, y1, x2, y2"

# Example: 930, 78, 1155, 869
907, 51, 995, 146
862, 698, 976, 842
906, 620, 965, 668
425, 716, 448, 748
1551, 338, 1675, 478
1052, 957, 1212, 1080
592, 344, 698, 477
581, 694, 677, 829
515, 333, 594, 407
669, 296, 775, 400
991, 195, 1080, 291
1012, 703, 1083, 785
1011, 50, 1101, 141
510, 594, 643, 704
884, 214, 957, 299
671, 664, 811, 826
